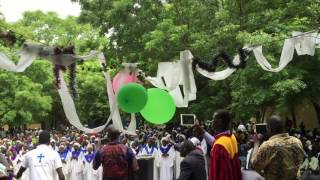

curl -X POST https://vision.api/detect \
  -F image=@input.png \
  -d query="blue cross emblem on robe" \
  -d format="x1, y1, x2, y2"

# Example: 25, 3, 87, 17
37, 153, 45, 163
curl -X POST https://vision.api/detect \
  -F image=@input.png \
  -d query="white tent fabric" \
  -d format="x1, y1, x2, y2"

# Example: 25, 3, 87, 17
253, 32, 318, 72
146, 50, 197, 107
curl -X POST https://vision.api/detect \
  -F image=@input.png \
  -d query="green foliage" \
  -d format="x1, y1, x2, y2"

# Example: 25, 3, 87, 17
76, 0, 320, 124
0, 11, 109, 127
1, 0, 320, 128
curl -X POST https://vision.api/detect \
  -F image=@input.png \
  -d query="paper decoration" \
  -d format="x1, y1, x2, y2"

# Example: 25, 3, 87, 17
58, 70, 114, 133
193, 48, 250, 72
0, 42, 105, 73
196, 65, 237, 80
58, 58, 137, 134
195, 47, 252, 80
252, 31, 318, 72
0, 43, 42, 72
146, 50, 197, 107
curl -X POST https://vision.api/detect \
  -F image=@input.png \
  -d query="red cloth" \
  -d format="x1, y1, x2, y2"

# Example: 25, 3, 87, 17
209, 134, 242, 180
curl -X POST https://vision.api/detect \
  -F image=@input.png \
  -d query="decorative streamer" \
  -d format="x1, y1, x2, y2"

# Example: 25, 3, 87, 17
192, 48, 251, 72
0, 43, 43, 72
57, 56, 137, 134
68, 62, 77, 98
193, 47, 252, 81
1, 30, 319, 132
58, 70, 114, 133
0, 42, 137, 133
252, 31, 318, 72
53, 64, 62, 89
0, 42, 105, 73
146, 50, 197, 107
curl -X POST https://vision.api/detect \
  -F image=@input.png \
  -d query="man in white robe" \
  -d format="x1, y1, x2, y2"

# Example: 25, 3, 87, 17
156, 137, 175, 180
83, 145, 102, 180
69, 143, 84, 180
57, 144, 71, 180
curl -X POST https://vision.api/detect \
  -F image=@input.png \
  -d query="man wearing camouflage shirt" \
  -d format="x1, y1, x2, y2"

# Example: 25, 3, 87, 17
251, 116, 304, 180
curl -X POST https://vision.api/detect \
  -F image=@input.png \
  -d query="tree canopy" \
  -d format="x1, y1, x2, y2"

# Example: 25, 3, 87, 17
1, 0, 320, 129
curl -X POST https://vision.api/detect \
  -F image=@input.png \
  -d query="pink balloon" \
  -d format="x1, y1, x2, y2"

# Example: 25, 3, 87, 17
112, 71, 137, 93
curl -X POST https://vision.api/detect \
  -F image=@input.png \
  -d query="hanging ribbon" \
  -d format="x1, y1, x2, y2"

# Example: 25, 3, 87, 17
194, 47, 251, 81
0, 42, 105, 73
58, 70, 115, 133
58, 56, 137, 134
0, 43, 42, 72
252, 31, 318, 72
146, 50, 197, 107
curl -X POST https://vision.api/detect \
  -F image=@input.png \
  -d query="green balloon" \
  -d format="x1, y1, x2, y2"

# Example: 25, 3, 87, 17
117, 83, 148, 113
140, 88, 176, 124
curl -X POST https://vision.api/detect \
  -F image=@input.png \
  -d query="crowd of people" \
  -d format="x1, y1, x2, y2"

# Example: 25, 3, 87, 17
0, 110, 318, 180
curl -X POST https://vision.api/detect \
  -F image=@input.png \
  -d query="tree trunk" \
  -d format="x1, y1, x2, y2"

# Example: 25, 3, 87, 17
290, 107, 297, 128
261, 107, 266, 123
311, 100, 320, 127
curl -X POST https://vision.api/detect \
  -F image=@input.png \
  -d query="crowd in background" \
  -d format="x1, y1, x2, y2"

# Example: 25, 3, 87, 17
0, 119, 319, 180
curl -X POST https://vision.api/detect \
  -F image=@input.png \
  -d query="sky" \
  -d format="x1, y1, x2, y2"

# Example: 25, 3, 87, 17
0, 0, 81, 22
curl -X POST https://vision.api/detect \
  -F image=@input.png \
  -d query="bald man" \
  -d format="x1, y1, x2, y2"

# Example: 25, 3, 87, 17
251, 116, 304, 180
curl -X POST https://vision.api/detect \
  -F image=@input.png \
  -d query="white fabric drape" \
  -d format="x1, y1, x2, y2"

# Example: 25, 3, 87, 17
103, 71, 137, 135
0, 43, 42, 72
44, 51, 104, 67
196, 65, 237, 80
147, 61, 182, 91
58, 70, 114, 133
58, 70, 137, 134
146, 50, 197, 107
0, 43, 136, 133
253, 32, 318, 72
51, 50, 137, 134
293, 32, 318, 56
0, 42, 107, 72
195, 53, 245, 80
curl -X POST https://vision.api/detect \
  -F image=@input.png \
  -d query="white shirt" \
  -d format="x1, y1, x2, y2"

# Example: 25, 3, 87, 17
22, 144, 62, 180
